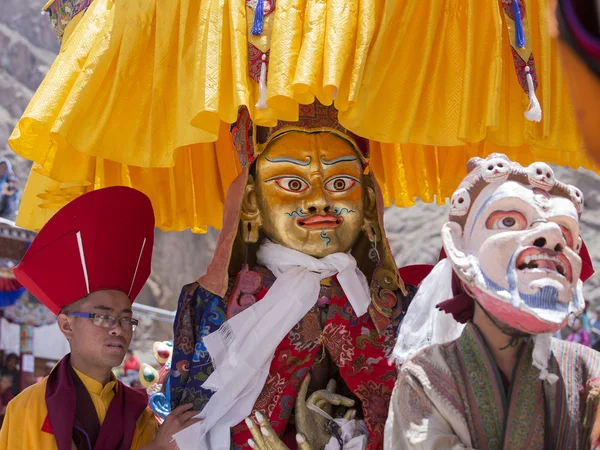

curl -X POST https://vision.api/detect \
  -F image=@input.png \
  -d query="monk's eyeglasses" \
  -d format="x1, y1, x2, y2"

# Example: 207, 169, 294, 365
66, 313, 138, 331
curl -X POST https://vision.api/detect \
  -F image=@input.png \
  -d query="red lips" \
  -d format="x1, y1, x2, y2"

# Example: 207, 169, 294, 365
298, 215, 343, 230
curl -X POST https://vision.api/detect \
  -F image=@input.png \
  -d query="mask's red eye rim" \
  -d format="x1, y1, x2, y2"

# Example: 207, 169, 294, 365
559, 225, 575, 249
485, 211, 528, 230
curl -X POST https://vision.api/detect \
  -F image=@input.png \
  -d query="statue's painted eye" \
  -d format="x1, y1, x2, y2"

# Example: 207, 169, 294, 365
269, 176, 310, 192
324, 176, 360, 192
485, 211, 527, 230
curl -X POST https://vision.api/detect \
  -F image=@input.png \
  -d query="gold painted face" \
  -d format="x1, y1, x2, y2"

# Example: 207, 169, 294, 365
253, 132, 367, 258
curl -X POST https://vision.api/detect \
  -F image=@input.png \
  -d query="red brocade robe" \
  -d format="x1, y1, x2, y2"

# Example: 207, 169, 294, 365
171, 265, 412, 450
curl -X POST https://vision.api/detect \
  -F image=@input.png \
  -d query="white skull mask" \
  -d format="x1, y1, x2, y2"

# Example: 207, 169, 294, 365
450, 188, 471, 217
527, 162, 556, 191
442, 180, 584, 334
480, 157, 511, 183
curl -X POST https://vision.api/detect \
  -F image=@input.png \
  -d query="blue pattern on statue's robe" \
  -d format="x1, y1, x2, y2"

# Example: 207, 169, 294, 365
170, 282, 227, 411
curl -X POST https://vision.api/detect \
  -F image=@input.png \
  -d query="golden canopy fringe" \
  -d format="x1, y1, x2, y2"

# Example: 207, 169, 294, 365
9, 0, 598, 233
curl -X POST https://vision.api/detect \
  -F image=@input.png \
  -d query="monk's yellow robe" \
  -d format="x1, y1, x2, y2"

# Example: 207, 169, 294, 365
0, 369, 157, 450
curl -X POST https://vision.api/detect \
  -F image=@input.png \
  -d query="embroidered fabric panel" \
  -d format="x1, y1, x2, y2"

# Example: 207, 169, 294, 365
502, 342, 545, 450
230, 273, 408, 450
499, 0, 538, 94
400, 342, 482, 448
170, 268, 279, 411
231, 108, 255, 169
170, 282, 226, 411
267, 102, 370, 159
248, 45, 269, 84
510, 50, 538, 95
400, 329, 600, 450
457, 325, 507, 450
170, 267, 412, 450
406, 347, 476, 437
550, 339, 600, 448
46, 0, 92, 41
455, 325, 600, 450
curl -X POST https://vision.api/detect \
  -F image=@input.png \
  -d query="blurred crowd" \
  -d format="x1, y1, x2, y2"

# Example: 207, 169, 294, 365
0, 159, 20, 221
114, 349, 143, 389
555, 301, 600, 352
0, 353, 20, 426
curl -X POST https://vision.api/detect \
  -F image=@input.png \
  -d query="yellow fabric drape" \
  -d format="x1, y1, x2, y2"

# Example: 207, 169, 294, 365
9, 0, 599, 232
18, 123, 240, 233
370, 142, 595, 208
340, 0, 585, 150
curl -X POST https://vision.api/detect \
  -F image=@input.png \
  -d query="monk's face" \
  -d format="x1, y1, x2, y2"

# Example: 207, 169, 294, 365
62, 290, 134, 371
254, 132, 366, 258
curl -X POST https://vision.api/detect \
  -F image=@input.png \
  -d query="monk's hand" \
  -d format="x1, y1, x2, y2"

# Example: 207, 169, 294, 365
148, 403, 202, 450
245, 412, 312, 450
295, 374, 355, 450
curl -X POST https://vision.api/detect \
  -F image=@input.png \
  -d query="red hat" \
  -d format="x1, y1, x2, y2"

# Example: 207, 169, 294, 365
13, 187, 155, 315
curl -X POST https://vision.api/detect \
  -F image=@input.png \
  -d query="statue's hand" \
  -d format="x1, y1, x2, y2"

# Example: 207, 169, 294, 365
245, 412, 312, 450
295, 374, 355, 450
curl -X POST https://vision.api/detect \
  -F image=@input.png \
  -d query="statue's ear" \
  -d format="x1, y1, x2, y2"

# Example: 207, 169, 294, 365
441, 221, 474, 282
241, 175, 259, 220
364, 185, 377, 221
361, 185, 379, 245
240, 175, 261, 243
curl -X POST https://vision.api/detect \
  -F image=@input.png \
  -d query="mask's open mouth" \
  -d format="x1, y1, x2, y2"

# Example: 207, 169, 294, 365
515, 247, 573, 283
298, 215, 343, 230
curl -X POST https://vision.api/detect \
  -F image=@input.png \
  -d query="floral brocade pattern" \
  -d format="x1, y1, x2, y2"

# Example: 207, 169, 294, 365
499, 0, 539, 95
170, 283, 226, 410
248, 44, 269, 84
457, 326, 506, 450
46, 0, 92, 41
511, 50, 538, 94
288, 307, 321, 352
170, 265, 413, 450
253, 373, 287, 418
354, 380, 394, 442
322, 323, 355, 367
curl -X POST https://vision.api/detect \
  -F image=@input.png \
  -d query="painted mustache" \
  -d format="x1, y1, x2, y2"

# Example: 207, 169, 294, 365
297, 214, 343, 230
515, 247, 573, 283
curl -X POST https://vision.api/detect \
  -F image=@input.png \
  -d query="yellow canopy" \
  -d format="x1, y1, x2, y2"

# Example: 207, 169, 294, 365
10, 0, 598, 232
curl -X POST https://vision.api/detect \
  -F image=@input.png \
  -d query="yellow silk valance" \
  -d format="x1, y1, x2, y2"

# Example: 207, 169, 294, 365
9, 0, 598, 232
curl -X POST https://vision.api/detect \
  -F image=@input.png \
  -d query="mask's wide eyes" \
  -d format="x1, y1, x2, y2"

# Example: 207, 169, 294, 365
324, 176, 359, 192
485, 211, 527, 230
270, 176, 310, 193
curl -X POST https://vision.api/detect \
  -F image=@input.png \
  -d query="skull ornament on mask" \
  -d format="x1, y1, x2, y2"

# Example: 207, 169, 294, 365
569, 186, 584, 214
450, 188, 471, 217
442, 154, 585, 334
527, 162, 556, 191
480, 155, 511, 183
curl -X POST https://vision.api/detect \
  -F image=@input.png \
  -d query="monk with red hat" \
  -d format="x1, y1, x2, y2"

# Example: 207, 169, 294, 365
0, 186, 199, 450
